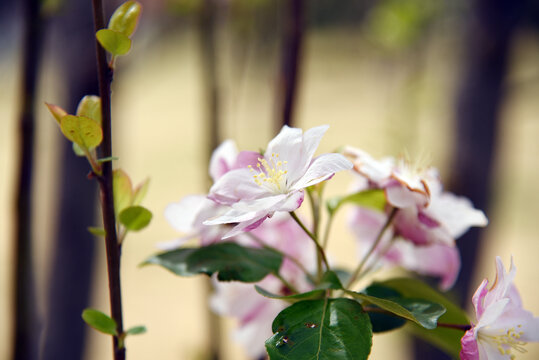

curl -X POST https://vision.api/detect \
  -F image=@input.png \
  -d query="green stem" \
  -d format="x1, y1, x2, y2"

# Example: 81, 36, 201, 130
246, 232, 316, 284
321, 213, 334, 251
345, 207, 398, 289
290, 211, 330, 277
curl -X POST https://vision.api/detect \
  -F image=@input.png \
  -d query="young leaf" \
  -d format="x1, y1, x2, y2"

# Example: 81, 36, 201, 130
88, 226, 106, 237
143, 243, 283, 283
113, 169, 133, 216
81, 308, 117, 335
72, 143, 86, 157
119, 206, 152, 231
132, 178, 150, 206
60, 115, 103, 149
96, 29, 132, 56
45, 102, 68, 125
326, 189, 386, 216
363, 284, 406, 333
265, 298, 372, 360
76, 95, 101, 124
377, 278, 469, 359
125, 325, 147, 336
108, 1, 142, 37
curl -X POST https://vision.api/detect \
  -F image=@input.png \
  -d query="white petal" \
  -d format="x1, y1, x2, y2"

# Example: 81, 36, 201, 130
291, 153, 352, 190
165, 195, 208, 233
427, 192, 488, 238
208, 168, 269, 205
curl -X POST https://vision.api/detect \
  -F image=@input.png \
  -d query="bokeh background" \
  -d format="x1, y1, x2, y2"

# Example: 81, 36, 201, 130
3, 0, 539, 359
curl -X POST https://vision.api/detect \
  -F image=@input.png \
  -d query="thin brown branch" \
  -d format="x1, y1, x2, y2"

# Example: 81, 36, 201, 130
91, 1, 125, 359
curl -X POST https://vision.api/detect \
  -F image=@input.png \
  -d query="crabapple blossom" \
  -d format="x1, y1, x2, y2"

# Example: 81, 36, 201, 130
205, 125, 352, 238
460, 257, 539, 360
210, 214, 316, 358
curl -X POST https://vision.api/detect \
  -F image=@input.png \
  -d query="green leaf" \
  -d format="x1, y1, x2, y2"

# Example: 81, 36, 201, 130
143, 248, 198, 276
143, 243, 283, 283
326, 189, 386, 215
76, 95, 101, 124
125, 325, 147, 336
60, 115, 103, 150
255, 286, 326, 301
119, 206, 152, 231
45, 102, 68, 125
108, 1, 142, 37
113, 169, 133, 216
347, 290, 445, 330
378, 278, 469, 359
88, 226, 106, 237
255, 271, 343, 301
96, 29, 132, 56
265, 298, 372, 360
72, 143, 86, 156
81, 308, 117, 335
363, 284, 406, 332
132, 178, 150, 206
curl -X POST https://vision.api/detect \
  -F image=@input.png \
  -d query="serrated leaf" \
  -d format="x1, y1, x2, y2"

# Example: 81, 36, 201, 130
132, 178, 150, 206
143, 243, 283, 283
327, 189, 386, 215
82, 308, 117, 335
142, 248, 198, 276
96, 29, 132, 56
76, 95, 101, 124
45, 102, 68, 125
88, 226, 106, 237
125, 325, 147, 335
265, 298, 372, 360
60, 115, 103, 149
113, 169, 133, 216
119, 206, 152, 231
108, 1, 142, 37
378, 278, 469, 359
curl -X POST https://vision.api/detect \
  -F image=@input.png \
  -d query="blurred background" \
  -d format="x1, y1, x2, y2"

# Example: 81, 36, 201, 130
3, 0, 539, 359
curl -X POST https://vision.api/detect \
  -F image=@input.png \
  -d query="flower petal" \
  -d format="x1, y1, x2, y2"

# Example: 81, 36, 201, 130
209, 140, 238, 182
291, 153, 352, 190
460, 329, 480, 360
165, 195, 208, 233
208, 168, 270, 205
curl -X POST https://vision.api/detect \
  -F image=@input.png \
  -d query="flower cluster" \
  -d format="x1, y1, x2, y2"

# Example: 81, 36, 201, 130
159, 125, 538, 360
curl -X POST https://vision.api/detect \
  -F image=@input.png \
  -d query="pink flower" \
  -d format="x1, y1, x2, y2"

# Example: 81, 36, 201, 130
349, 206, 460, 290
461, 257, 539, 360
210, 215, 316, 358
205, 125, 352, 238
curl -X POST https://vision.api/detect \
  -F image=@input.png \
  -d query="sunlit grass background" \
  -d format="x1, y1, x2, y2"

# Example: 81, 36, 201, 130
2, 19, 539, 359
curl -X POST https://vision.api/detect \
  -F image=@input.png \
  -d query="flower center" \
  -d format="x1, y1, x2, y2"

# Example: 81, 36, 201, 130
248, 153, 288, 193
479, 325, 527, 359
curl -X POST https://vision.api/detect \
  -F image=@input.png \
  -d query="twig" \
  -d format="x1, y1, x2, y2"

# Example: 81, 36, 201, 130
91, 1, 125, 359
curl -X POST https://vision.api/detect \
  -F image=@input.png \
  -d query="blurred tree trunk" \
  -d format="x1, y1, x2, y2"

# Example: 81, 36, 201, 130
13, 0, 45, 358
199, 0, 222, 358
413, 0, 523, 358
41, 1, 99, 359
276, 0, 305, 131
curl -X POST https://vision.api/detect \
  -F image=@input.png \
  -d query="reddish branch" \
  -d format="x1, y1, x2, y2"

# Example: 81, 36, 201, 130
91, 1, 125, 359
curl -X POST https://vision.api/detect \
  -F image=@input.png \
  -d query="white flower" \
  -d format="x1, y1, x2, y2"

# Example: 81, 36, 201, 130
205, 125, 352, 238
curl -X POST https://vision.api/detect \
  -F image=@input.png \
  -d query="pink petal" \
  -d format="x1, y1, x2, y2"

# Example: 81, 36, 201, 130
208, 168, 269, 205
460, 329, 480, 360
165, 195, 208, 233
209, 140, 238, 181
